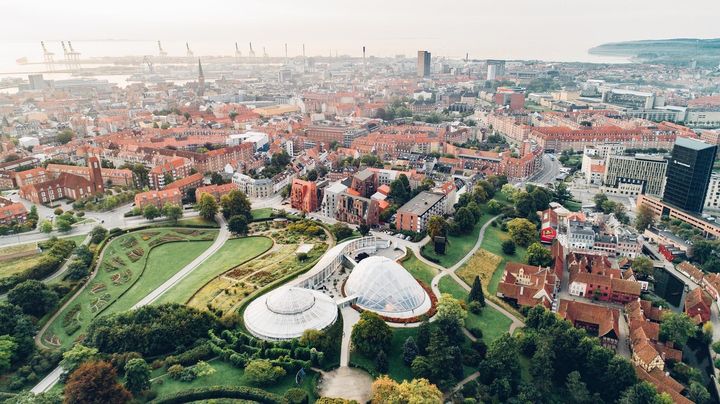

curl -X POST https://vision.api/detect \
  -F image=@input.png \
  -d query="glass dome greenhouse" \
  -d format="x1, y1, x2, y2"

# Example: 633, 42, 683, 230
344, 255, 431, 319
243, 287, 338, 340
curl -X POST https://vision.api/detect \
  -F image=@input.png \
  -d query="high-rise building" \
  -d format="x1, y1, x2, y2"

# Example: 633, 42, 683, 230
417, 50, 431, 78
486, 60, 506, 80
662, 137, 717, 214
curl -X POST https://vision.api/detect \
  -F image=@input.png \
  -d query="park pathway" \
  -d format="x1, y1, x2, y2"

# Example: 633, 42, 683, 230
414, 215, 525, 333
32, 214, 228, 394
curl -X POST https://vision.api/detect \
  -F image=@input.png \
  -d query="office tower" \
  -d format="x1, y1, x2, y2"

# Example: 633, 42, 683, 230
28, 74, 47, 90
486, 59, 506, 80
662, 137, 717, 214
417, 50, 431, 78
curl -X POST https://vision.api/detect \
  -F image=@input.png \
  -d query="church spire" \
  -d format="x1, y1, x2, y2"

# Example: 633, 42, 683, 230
197, 58, 205, 96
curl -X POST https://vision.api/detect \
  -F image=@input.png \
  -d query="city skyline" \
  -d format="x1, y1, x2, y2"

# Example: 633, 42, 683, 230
1, 0, 719, 61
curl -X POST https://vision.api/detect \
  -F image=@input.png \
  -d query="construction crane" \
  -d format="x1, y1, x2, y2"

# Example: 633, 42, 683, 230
41, 41, 54, 70
67, 41, 80, 61
158, 41, 167, 57
186, 42, 194, 58
262, 46, 268, 58
235, 42, 242, 58
143, 56, 154, 74
248, 42, 256, 57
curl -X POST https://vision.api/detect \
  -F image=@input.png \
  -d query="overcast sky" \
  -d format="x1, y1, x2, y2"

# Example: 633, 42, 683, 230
2, 0, 719, 60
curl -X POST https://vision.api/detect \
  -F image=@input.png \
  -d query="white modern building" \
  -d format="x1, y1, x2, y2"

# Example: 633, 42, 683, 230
705, 173, 720, 212
320, 181, 348, 218
243, 287, 338, 340
601, 154, 667, 197
344, 256, 431, 319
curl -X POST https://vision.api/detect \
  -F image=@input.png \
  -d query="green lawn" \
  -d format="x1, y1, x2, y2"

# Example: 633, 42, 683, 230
43, 228, 217, 350
154, 236, 274, 305
177, 216, 219, 227
480, 225, 528, 294
564, 200, 582, 212
101, 240, 213, 314
400, 250, 438, 285
251, 208, 273, 221
421, 213, 492, 268
438, 276, 512, 343
151, 359, 317, 401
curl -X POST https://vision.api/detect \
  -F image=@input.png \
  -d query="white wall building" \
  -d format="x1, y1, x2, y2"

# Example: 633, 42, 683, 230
321, 181, 348, 218
705, 173, 720, 212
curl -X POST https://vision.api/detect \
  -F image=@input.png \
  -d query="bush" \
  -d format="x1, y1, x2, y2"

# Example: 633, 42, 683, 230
244, 359, 286, 386
54, 208, 64, 215
712, 341, 720, 355
148, 386, 284, 404
501, 239, 516, 255
468, 327, 483, 339
284, 388, 309, 404
468, 301, 483, 314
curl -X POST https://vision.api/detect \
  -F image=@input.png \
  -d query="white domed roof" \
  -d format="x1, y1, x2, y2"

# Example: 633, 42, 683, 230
344, 256, 431, 319
244, 287, 338, 340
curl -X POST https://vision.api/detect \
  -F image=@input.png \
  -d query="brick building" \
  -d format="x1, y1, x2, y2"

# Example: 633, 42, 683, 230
395, 191, 445, 232
134, 188, 183, 209
19, 157, 104, 204
290, 179, 319, 213
336, 191, 379, 226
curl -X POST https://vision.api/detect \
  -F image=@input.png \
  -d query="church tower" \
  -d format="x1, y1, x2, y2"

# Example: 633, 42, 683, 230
197, 58, 205, 97
88, 156, 104, 194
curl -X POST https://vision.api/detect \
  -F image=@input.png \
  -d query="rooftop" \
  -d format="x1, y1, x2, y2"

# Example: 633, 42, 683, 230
397, 191, 444, 216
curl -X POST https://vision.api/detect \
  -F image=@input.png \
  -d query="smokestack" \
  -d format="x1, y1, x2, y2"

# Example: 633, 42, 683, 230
302, 44, 305, 58
285, 43, 288, 59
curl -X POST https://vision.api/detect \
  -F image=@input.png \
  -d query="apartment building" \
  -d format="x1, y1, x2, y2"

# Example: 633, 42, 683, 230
395, 191, 446, 232
602, 154, 667, 197
232, 173, 274, 199
705, 173, 720, 212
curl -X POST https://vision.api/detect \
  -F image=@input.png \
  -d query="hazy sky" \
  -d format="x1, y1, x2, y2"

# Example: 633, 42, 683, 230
2, 0, 719, 60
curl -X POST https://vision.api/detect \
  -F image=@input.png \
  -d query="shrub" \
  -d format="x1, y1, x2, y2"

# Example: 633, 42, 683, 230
148, 386, 284, 404
468, 327, 483, 339
468, 301, 483, 314
284, 388, 309, 404
244, 359, 286, 386
712, 341, 720, 355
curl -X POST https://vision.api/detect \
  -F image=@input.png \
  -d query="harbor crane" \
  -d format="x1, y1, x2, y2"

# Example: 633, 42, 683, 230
186, 42, 194, 58
158, 41, 167, 57
248, 42, 256, 57
235, 42, 242, 58
41, 41, 54, 70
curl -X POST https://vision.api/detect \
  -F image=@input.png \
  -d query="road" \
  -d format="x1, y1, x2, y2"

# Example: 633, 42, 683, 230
529, 154, 562, 186
32, 214, 228, 394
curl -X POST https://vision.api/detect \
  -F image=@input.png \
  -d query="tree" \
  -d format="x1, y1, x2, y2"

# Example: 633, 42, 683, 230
427, 215, 448, 239
63, 361, 132, 404
502, 239, 516, 255
227, 215, 249, 235
487, 199, 502, 214
358, 224, 370, 236
56, 129, 74, 145
635, 204, 655, 232
468, 276, 485, 306
507, 218, 537, 247
142, 204, 160, 221
688, 381, 711, 404
28, 205, 38, 222
89, 226, 108, 244
454, 207, 475, 234
60, 344, 99, 375
617, 381, 668, 404
370, 376, 442, 404
527, 242, 553, 267
197, 193, 219, 220
593, 193, 608, 212
613, 203, 629, 224
210, 172, 226, 185
229, 111, 238, 122
306, 169, 319, 181
435, 293, 467, 328
55, 217, 72, 232
331, 223, 353, 241
351, 311, 392, 357
0, 335, 17, 373
530, 187, 551, 211
660, 312, 696, 346
39, 220, 53, 233
565, 371, 592, 404
389, 177, 410, 205
632, 256, 654, 278
7, 280, 58, 317
516, 192, 537, 218
402, 337, 418, 366
124, 358, 150, 395
162, 202, 183, 223
244, 359, 286, 386
220, 189, 252, 220
193, 360, 216, 378
375, 349, 388, 373
482, 333, 521, 385
552, 182, 573, 205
